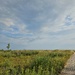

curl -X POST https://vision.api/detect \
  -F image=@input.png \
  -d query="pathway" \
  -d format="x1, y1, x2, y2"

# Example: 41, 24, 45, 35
60, 52, 75, 75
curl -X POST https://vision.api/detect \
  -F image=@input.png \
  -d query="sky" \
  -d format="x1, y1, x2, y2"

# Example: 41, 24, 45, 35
0, 0, 75, 50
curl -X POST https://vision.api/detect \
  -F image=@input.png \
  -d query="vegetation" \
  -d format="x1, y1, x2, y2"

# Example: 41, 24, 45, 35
6, 43, 10, 50
0, 50, 74, 75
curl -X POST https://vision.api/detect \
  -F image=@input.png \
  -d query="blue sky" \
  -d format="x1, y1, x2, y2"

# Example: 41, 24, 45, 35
0, 0, 75, 50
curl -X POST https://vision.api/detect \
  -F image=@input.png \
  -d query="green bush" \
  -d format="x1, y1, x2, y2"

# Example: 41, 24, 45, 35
0, 50, 73, 75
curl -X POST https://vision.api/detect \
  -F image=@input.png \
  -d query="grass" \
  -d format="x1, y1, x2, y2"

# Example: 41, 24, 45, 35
0, 50, 74, 75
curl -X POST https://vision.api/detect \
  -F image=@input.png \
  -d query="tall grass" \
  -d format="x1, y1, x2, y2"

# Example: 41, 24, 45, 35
0, 50, 74, 75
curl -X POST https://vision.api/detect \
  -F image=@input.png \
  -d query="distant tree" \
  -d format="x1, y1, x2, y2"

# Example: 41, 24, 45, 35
7, 43, 10, 50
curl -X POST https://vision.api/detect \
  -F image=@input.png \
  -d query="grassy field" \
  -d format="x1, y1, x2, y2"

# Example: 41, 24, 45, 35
0, 50, 74, 75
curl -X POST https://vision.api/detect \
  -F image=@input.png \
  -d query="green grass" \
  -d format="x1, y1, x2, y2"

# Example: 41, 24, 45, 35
0, 50, 74, 75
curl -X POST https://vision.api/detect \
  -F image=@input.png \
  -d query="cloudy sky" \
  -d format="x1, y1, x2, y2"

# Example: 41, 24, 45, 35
0, 0, 75, 50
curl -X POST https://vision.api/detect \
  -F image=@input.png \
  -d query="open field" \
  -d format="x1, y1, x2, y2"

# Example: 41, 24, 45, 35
0, 50, 74, 75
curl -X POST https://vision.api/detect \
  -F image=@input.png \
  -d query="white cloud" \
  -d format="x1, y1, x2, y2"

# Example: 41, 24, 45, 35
0, 17, 31, 35
0, 18, 14, 27
1, 0, 75, 49
40, 0, 75, 33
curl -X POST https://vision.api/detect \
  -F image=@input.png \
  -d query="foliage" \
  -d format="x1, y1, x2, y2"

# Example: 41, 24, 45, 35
0, 50, 74, 75
6, 43, 10, 50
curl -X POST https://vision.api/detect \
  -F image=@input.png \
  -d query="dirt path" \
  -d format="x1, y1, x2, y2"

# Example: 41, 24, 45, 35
60, 52, 75, 75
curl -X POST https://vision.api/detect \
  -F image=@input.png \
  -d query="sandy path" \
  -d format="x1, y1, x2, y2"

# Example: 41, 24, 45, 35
60, 52, 75, 75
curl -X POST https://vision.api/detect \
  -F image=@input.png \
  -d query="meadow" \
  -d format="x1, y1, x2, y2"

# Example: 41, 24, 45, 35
0, 50, 74, 75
